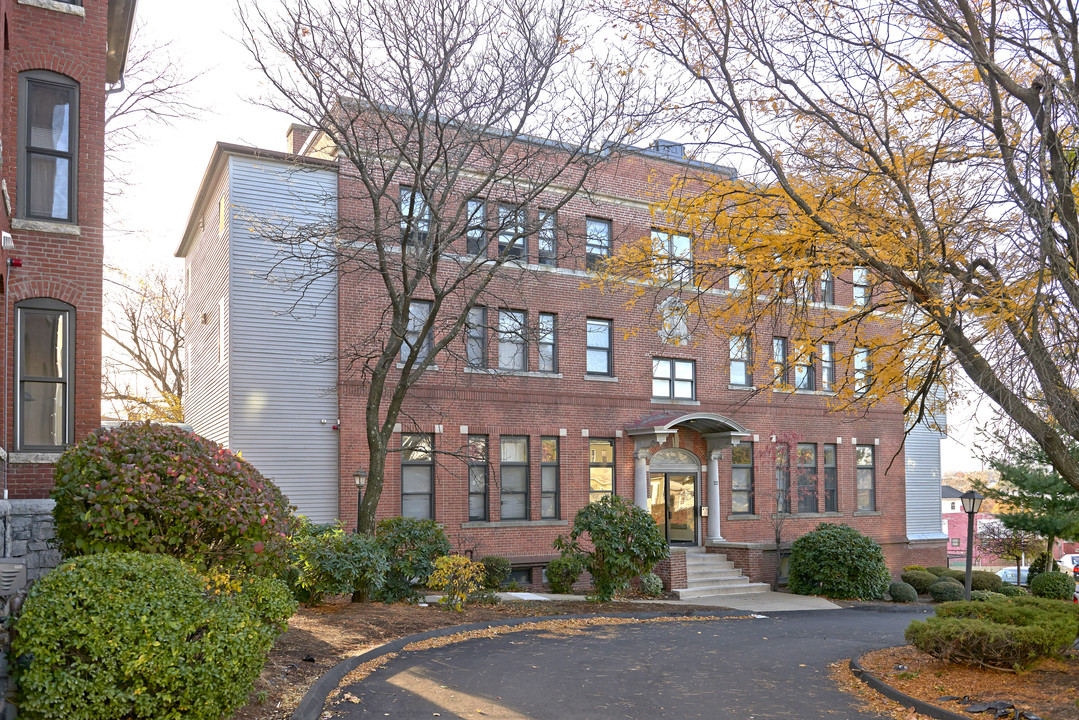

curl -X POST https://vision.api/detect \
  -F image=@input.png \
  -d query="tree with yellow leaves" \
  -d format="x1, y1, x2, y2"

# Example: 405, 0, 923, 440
599, 0, 1079, 492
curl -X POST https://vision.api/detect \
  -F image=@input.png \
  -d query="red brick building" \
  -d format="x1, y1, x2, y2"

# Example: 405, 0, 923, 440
0, 0, 135, 497
180, 127, 948, 589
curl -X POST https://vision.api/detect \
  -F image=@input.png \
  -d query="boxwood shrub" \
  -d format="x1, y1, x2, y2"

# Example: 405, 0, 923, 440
12, 552, 294, 720
373, 517, 450, 603
905, 597, 1079, 670
970, 570, 1004, 592
51, 423, 294, 576
888, 581, 918, 603
925, 566, 950, 576
640, 572, 664, 597
997, 583, 1027, 597
787, 523, 889, 600
546, 555, 584, 594
1029, 571, 1075, 600
938, 568, 967, 582
479, 556, 512, 590
929, 580, 966, 602
900, 570, 938, 594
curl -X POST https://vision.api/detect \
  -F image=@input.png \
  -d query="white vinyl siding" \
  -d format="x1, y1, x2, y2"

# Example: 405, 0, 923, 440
905, 417, 947, 541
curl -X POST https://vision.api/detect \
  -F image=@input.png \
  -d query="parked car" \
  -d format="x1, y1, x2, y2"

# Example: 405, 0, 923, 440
1057, 553, 1079, 579
996, 566, 1030, 585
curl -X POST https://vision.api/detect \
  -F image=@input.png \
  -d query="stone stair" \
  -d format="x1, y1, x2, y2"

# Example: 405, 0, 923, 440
672, 548, 771, 600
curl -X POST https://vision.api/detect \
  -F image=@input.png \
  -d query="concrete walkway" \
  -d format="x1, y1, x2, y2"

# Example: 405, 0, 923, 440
426, 589, 841, 612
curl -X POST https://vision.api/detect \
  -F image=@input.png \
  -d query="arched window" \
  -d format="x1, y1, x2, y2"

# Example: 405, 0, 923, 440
15, 298, 74, 450
18, 71, 79, 223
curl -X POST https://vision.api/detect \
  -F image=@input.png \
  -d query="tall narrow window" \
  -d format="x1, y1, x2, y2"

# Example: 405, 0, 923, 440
731, 443, 753, 514
589, 438, 615, 502
498, 310, 527, 370
401, 300, 432, 363
541, 436, 559, 519
651, 230, 693, 283
854, 346, 871, 394
652, 358, 694, 399
820, 269, 835, 305
730, 334, 752, 386
399, 186, 430, 246
794, 346, 815, 391
821, 342, 835, 392
16, 299, 73, 450
852, 267, 871, 307
856, 445, 876, 512
500, 436, 529, 520
19, 72, 78, 222
586, 318, 612, 376
465, 306, 487, 368
823, 443, 838, 512
728, 247, 745, 292
538, 210, 557, 266
468, 435, 488, 521
772, 336, 788, 386
401, 434, 434, 519
466, 199, 486, 255
585, 217, 611, 269
538, 313, 557, 372
775, 444, 790, 513
796, 443, 818, 513
499, 204, 525, 259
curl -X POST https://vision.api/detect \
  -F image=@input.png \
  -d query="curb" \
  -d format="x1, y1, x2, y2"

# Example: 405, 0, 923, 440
849, 655, 969, 720
290, 610, 747, 720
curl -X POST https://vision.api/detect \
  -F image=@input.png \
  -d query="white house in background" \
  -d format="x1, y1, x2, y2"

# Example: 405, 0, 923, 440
941, 484, 964, 515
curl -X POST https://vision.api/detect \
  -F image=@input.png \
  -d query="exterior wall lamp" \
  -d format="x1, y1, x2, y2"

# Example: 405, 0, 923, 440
353, 468, 368, 534
960, 489, 984, 600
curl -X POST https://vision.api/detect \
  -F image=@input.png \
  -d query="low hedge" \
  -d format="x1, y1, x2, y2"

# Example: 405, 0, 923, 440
997, 583, 1027, 597
905, 597, 1079, 670
925, 566, 950, 576
932, 575, 963, 587
901, 570, 938, 594
938, 568, 967, 582
1029, 571, 1075, 600
888, 582, 918, 603
929, 581, 965, 602
970, 570, 1004, 592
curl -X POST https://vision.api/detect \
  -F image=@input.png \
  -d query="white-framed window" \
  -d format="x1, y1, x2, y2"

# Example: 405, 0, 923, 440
652, 357, 694, 399
794, 345, 815, 390
538, 312, 557, 372
728, 247, 745, 292
820, 269, 835, 304
400, 186, 430, 246
402, 433, 434, 519
499, 204, 525, 259
466, 199, 486, 255
586, 318, 612, 375
402, 300, 433, 363
821, 341, 835, 391
465, 306, 487, 368
730, 334, 752, 386
852, 267, 871, 307
854, 346, 871, 394
18, 71, 78, 223
856, 445, 876, 512
651, 229, 693, 283
500, 436, 529, 520
15, 299, 73, 450
538, 210, 556, 266
772, 336, 788, 385
585, 217, 611, 269
498, 309, 527, 370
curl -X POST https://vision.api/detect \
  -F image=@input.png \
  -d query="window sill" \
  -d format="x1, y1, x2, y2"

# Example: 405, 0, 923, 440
584, 374, 618, 382
17, 0, 84, 16
396, 362, 438, 371
853, 510, 881, 517
651, 398, 700, 406
6, 451, 63, 464
728, 384, 756, 391
464, 367, 562, 379
727, 513, 760, 520
461, 519, 569, 529
11, 218, 81, 235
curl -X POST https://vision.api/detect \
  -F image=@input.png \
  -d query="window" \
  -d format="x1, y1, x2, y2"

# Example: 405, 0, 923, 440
731, 443, 753, 514
499, 204, 525, 259
498, 309, 527, 371
16, 299, 73, 449
856, 445, 875, 512
651, 230, 693, 283
537, 313, 557, 373
775, 444, 791, 513
950, 537, 960, 547
730, 334, 752, 386
854, 346, 871, 394
652, 357, 694, 399
820, 269, 835, 305
541, 437, 559, 519
500, 436, 529, 520
401, 434, 434, 519
19, 72, 78, 222
823, 443, 837, 512
950, 501, 957, 511
468, 435, 488, 521
796, 443, 818, 513
466, 199, 486, 255
728, 247, 745, 292
538, 210, 557, 266
586, 319, 612, 376
401, 300, 432, 363
772, 336, 788, 386
589, 439, 615, 502
465, 306, 487, 368
400, 186, 429, 246
852, 267, 871, 307
821, 342, 835, 392
794, 346, 815, 391
585, 217, 611, 269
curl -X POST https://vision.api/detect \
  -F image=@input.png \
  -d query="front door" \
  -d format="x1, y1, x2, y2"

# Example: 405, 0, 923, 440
649, 472, 697, 545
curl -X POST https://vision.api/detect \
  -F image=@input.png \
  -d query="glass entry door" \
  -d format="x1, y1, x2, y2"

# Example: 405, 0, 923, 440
649, 472, 697, 545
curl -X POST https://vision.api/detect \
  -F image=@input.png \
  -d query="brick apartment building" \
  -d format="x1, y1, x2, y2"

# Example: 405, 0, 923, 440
179, 125, 947, 587
0, 0, 136, 498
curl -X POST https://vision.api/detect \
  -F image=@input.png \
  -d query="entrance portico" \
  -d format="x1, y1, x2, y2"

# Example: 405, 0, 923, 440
626, 412, 750, 543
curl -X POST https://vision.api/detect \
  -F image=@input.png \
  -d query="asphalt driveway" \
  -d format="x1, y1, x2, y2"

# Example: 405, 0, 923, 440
324, 607, 931, 719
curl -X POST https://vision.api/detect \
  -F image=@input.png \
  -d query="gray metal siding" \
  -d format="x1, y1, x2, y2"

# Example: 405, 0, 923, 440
227, 155, 340, 522
905, 421, 946, 540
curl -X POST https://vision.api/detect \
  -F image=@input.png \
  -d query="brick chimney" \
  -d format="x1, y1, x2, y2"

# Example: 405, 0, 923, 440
286, 123, 315, 154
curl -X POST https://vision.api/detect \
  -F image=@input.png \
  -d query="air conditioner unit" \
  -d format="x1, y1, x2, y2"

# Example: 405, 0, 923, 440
1, 232, 13, 250
0, 560, 27, 596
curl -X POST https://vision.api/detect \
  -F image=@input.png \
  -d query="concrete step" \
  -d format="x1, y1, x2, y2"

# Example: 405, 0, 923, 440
687, 559, 736, 572
674, 582, 771, 599
686, 568, 744, 583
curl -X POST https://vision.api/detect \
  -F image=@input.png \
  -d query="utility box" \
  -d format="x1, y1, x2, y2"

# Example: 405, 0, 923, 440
0, 562, 26, 597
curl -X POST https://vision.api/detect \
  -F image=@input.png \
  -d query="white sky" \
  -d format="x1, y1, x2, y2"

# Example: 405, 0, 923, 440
109, 0, 986, 471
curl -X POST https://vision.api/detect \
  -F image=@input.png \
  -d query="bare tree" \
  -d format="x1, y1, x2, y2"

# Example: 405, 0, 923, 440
602, 0, 1079, 492
102, 266, 185, 422
978, 521, 1040, 580
241, 0, 668, 532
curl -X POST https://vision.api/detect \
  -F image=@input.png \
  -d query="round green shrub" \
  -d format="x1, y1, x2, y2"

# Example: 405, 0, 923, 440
970, 570, 1003, 592
373, 517, 450, 603
51, 423, 294, 576
787, 523, 890, 600
546, 555, 584, 594
933, 575, 963, 586
479, 555, 512, 590
901, 570, 938, 594
925, 566, 950, 576
12, 552, 295, 720
888, 581, 918, 603
289, 521, 388, 605
1028, 551, 1058, 586
929, 580, 966, 602
997, 583, 1027, 597
640, 572, 664, 597
1029, 571, 1075, 600
938, 568, 967, 582
903, 565, 927, 572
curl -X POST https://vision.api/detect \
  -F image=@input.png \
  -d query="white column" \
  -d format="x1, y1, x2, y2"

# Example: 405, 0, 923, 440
707, 449, 724, 541
634, 449, 649, 511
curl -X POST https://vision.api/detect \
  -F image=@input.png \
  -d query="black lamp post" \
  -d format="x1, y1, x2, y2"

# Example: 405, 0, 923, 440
960, 489, 984, 600
353, 469, 368, 534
